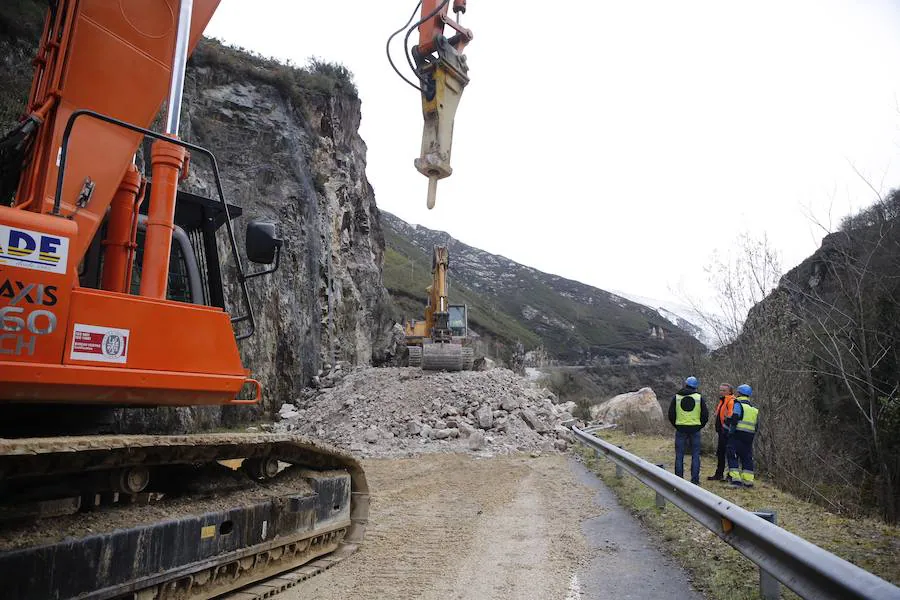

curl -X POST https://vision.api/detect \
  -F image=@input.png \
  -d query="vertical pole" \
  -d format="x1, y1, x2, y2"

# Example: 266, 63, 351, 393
655, 464, 666, 508
165, 0, 194, 136
754, 511, 781, 600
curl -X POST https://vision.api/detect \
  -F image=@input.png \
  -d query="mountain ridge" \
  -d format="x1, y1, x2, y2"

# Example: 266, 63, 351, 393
380, 210, 702, 364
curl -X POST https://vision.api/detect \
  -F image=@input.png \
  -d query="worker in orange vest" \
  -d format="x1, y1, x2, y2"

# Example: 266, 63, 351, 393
707, 383, 735, 481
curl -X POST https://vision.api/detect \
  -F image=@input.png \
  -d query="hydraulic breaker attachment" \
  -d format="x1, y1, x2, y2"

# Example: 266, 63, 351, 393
412, 2, 472, 210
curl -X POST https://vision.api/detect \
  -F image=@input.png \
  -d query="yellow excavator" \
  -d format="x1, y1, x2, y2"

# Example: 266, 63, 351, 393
405, 245, 474, 370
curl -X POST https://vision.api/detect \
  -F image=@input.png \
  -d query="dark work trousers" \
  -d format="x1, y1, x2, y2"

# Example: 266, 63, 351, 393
714, 430, 729, 477
675, 429, 701, 483
726, 432, 756, 485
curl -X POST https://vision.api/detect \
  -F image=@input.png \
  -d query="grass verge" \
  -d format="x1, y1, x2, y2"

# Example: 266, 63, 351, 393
577, 430, 900, 600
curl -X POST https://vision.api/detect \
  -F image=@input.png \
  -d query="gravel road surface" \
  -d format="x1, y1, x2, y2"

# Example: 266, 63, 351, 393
280, 453, 701, 599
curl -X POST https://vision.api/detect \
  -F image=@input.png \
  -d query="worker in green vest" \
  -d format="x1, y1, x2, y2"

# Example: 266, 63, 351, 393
725, 384, 759, 487
667, 376, 709, 485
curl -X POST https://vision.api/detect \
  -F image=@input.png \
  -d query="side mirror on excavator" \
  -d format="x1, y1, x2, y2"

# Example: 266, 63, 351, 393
243, 219, 283, 281
246, 219, 282, 265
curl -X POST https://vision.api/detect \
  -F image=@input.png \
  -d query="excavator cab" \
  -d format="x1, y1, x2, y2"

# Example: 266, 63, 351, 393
448, 304, 468, 338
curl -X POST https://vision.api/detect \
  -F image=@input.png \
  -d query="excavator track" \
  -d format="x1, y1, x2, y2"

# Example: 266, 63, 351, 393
0, 433, 369, 600
421, 343, 474, 371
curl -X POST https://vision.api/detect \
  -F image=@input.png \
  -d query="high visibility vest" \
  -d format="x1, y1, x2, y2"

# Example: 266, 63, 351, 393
716, 395, 735, 426
675, 393, 702, 426
735, 397, 758, 434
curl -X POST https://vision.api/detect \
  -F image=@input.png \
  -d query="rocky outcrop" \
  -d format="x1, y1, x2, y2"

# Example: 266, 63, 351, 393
590, 387, 664, 434
0, 16, 395, 428
179, 42, 395, 417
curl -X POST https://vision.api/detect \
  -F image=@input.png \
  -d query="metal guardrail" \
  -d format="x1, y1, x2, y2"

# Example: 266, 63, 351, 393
571, 425, 900, 600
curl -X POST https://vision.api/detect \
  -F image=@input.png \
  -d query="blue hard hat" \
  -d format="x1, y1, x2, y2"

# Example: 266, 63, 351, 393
685, 376, 699, 388
737, 384, 753, 396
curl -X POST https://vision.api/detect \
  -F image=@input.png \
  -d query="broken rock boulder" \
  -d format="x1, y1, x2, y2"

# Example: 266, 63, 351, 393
475, 404, 493, 429
590, 387, 664, 434
520, 409, 550, 433
278, 403, 300, 420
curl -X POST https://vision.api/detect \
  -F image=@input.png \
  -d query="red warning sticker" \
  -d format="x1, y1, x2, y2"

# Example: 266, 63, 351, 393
70, 323, 129, 364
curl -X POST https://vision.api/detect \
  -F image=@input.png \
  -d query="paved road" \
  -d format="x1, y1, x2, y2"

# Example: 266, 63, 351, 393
570, 459, 703, 599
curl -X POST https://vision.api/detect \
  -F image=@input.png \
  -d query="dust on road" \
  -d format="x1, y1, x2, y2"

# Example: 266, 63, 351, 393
281, 453, 598, 600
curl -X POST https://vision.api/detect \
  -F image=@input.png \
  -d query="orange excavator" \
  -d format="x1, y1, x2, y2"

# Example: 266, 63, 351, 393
0, 1, 472, 598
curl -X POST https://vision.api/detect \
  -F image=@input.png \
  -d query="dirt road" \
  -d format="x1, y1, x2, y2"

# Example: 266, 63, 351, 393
282, 453, 593, 599
280, 453, 701, 600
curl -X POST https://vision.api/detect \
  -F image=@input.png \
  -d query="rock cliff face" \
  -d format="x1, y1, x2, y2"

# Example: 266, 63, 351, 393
718, 198, 900, 519
180, 42, 394, 417
0, 9, 394, 426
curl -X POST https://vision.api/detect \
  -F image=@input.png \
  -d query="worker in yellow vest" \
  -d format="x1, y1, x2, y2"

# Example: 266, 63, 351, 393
667, 376, 709, 485
725, 384, 759, 488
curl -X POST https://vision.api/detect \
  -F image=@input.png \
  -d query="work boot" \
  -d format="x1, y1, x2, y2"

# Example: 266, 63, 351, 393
729, 480, 744, 488
691, 479, 700, 486
707, 473, 723, 481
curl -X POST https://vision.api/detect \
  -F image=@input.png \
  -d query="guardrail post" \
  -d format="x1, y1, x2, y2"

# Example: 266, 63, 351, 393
655, 464, 666, 508
615, 446, 623, 478
754, 510, 781, 600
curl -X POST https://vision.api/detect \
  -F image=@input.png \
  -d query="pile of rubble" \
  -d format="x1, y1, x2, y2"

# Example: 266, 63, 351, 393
274, 366, 580, 458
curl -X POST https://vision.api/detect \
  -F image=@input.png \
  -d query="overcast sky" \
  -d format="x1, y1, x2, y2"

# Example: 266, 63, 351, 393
206, 1, 900, 307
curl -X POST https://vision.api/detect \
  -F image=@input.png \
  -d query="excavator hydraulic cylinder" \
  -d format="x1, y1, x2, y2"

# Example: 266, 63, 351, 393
101, 164, 141, 293
139, 139, 186, 299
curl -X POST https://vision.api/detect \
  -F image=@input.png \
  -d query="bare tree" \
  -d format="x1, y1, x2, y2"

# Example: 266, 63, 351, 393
678, 233, 783, 349
782, 202, 900, 521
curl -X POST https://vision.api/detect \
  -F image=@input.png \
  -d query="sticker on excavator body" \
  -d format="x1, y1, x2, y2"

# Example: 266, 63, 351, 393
0, 225, 69, 274
70, 323, 130, 363
200, 525, 216, 539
